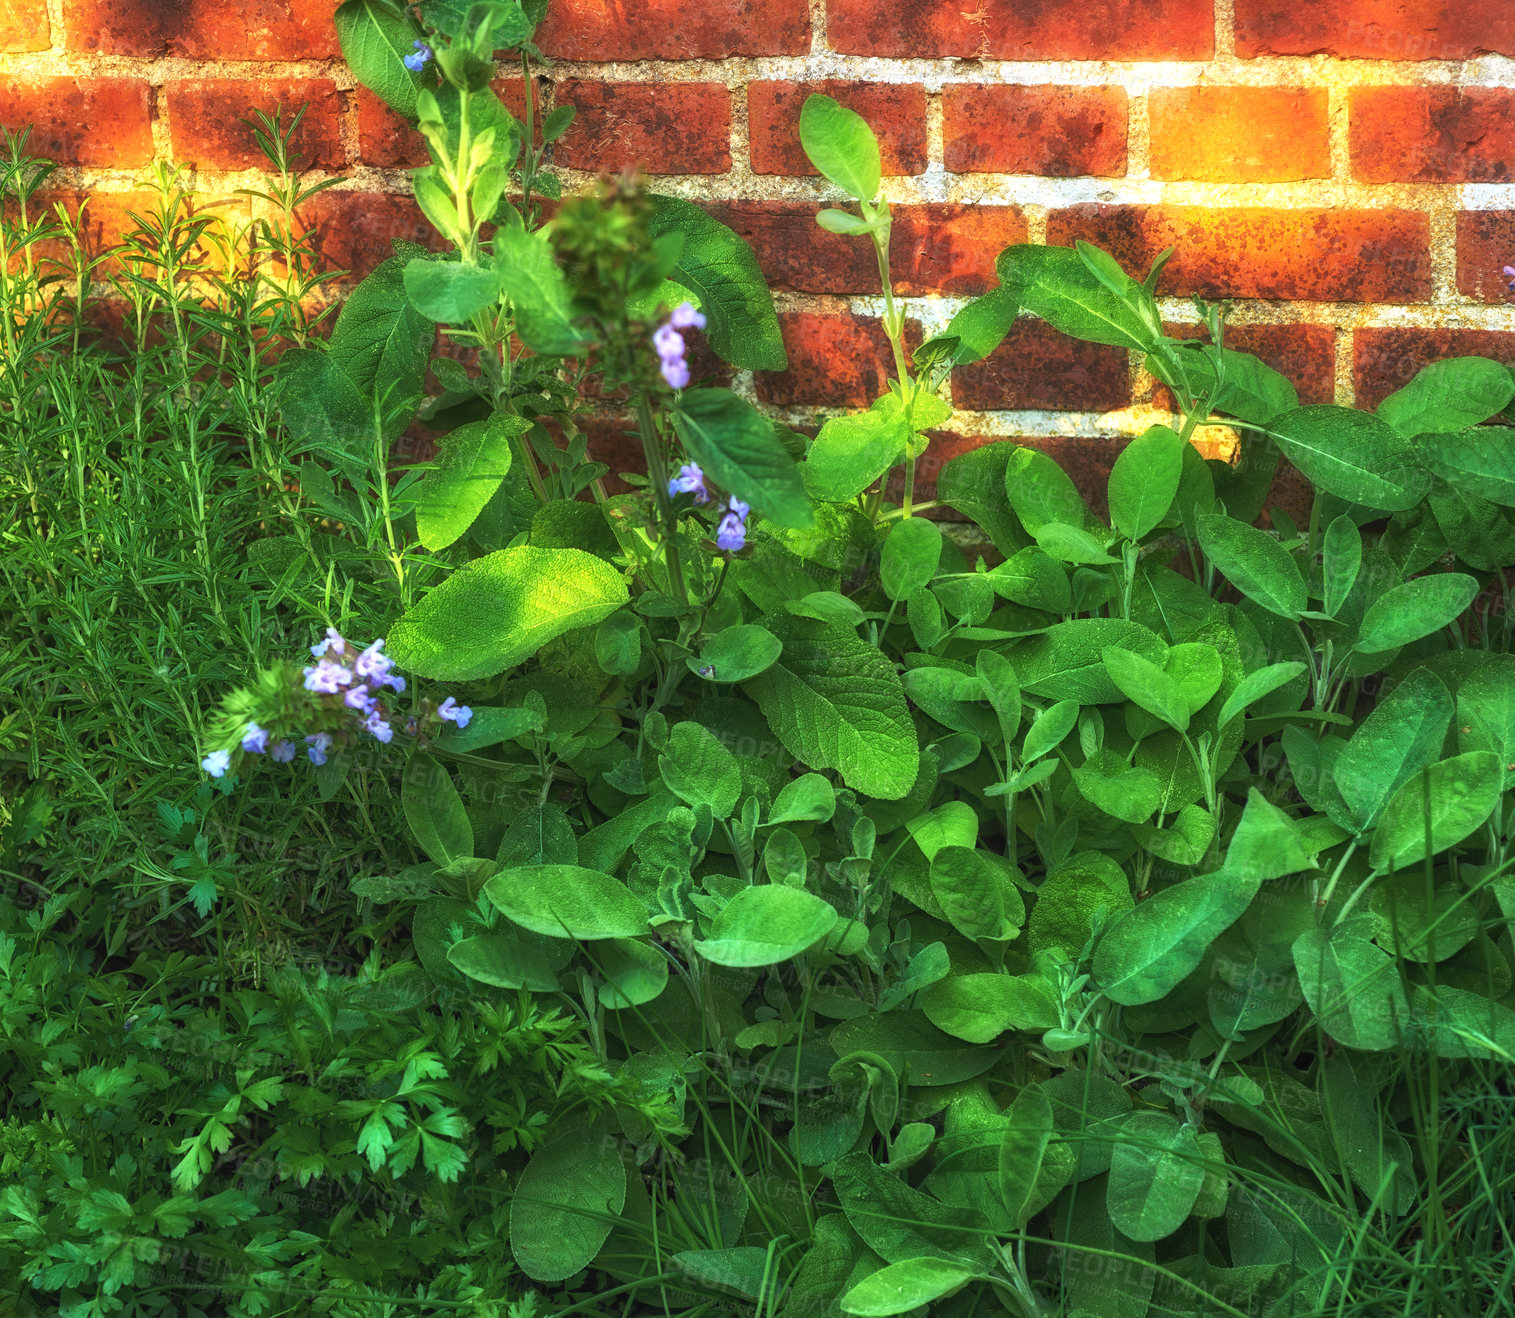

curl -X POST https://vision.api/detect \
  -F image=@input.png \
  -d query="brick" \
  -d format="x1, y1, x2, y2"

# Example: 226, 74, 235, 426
749, 81, 928, 178
1235, 0, 1515, 59
0, 0, 49, 51
755, 313, 921, 409
828, 0, 1214, 59
295, 191, 448, 283
65, 0, 339, 58
1151, 323, 1336, 412
14, 191, 251, 276
954, 319, 1131, 413
166, 79, 342, 171
1355, 328, 1515, 411
537, 0, 810, 58
1047, 206, 1431, 303
553, 81, 730, 175
944, 86, 1127, 177
707, 201, 1026, 297
1351, 87, 1515, 184
356, 78, 538, 170
1456, 212, 1515, 304
1149, 87, 1329, 182
0, 77, 152, 168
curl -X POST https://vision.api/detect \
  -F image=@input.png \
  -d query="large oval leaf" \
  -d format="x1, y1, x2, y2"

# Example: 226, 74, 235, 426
484, 864, 651, 940
1108, 424, 1185, 542
1293, 921, 1411, 1050
695, 885, 839, 967
1268, 406, 1428, 511
997, 244, 1154, 351
1197, 514, 1306, 620
1377, 357, 1515, 436
798, 94, 882, 202
1355, 573, 1479, 654
1107, 1113, 1204, 1242
415, 410, 526, 551
509, 1131, 626, 1282
388, 546, 629, 680
334, 0, 430, 119
841, 1258, 979, 1316
675, 388, 812, 527
1369, 752, 1502, 872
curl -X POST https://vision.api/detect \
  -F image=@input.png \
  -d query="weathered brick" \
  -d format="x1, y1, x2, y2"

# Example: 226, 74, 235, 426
1047, 206, 1432, 303
1351, 87, 1515, 184
1148, 87, 1329, 182
1456, 213, 1515, 304
828, 0, 1214, 59
954, 319, 1131, 413
755, 313, 921, 409
0, 77, 153, 168
166, 79, 342, 171
708, 201, 1026, 296
1235, 0, 1515, 59
1152, 323, 1337, 412
1355, 328, 1515, 410
944, 86, 1127, 177
536, 0, 810, 59
295, 191, 448, 282
0, 0, 49, 52
65, 0, 339, 59
554, 81, 730, 175
356, 78, 538, 171
748, 81, 928, 177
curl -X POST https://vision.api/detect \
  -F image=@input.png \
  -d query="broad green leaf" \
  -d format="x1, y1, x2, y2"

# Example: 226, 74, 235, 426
1406, 984, 1515, 1060
1221, 788, 1315, 881
1197, 514, 1306, 620
1322, 514, 1363, 617
746, 617, 919, 800
1010, 619, 1167, 704
816, 207, 877, 235
1107, 1114, 1204, 1242
1456, 653, 1515, 791
988, 546, 1073, 613
402, 753, 472, 865
389, 546, 629, 680
1377, 357, 1515, 436
1293, 921, 1411, 1050
930, 846, 1024, 941
1354, 573, 1479, 653
492, 224, 586, 355
1007, 445, 1092, 535
1072, 755, 1164, 824
595, 610, 641, 679
335, 0, 430, 118
799, 94, 882, 201
936, 440, 1030, 556
767, 773, 837, 826
403, 258, 499, 323
1418, 424, 1515, 506
687, 623, 782, 683
325, 255, 432, 431
672, 1248, 770, 1300
881, 517, 943, 602
1165, 643, 1223, 715
510, 1131, 626, 1281
1334, 667, 1452, 831
921, 972, 1057, 1043
997, 244, 1155, 351
1021, 700, 1079, 763
906, 801, 979, 861
485, 864, 651, 939
647, 195, 787, 371
1093, 870, 1260, 1005
415, 411, 526, 550
999, 1085, 1054, 1228
1036, 522, 1118, 565
594, 938, 669, 1008
1109, 425, 1185, 541
1428, 480, 1515, 569
1369, 752, 1501, 872
914, 287, 1019, 367
660, 721, 742, 817
1208, 347, 1301, 425
1027, 853, 1133, 959
273, 348, 375, 473
1367, 869, 1480, 963
695, 885, 838, 967
1207, 892, 1311, 1039
1103, 646, 1189, 731
447, 932, 560, 992
804, 405, 911, 504
431, 704, 543, 752
1134, 802, 1218, 866
830, 1151, 992, 1268
976, 648, 1022, 743
676, 388, 812, 528
1268, 406, 1428, 511
840, 1258, 978, 1316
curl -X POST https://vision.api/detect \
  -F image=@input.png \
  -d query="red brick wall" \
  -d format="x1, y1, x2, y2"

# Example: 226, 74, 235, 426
5, 0, 1515, 492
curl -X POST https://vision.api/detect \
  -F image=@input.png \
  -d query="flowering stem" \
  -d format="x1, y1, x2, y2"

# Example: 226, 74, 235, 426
637, 393, 687, 607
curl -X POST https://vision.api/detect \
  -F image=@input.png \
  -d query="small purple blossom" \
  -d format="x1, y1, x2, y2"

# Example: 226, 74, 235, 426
201, 749, 231, 778
698, 664, 717, 678
355, 638, 392, 684
653, 304, 706, 391
1505, 264, 1515, 293
660, 357, 691, 390
271, 740, 297, 763
344, 686, 375, 712
716, 494, 750, 553
303, 658, 354, 694
437, 697, 473, 729
305, 733, 333, 767
365, 711, 394, 744
670, 302, 706, 330
668, 462, 711, 504
403, 40, 433, 72
653, 324, 686, 361
241, 723, 270, 754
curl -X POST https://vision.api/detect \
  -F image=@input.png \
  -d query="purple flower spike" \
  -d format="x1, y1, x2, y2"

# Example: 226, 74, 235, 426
716, 511, 747, 553
305, 732, 333, 766
241, 723, 270, 754
437, 697, 473, 728
365, 710, 394, 744
1504, 264, 1515, 293
271, 740, 297, 763
201, 749, 231, 778
670, 302, 706, 331
303, 659, 354, 694
727, 496, 751, 521
668, 462, 710, 504
403, 40, 433, 72
355, 638, 391, 682
344, 686, 375, 712
661, 357, 691, 390
653, 324, 686, 361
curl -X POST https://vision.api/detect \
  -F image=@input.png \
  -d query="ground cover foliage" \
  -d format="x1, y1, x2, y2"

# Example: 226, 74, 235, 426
3, 1, 1515, 1315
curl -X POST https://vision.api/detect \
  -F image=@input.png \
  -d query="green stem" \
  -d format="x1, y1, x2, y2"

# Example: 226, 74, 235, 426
637, 393, 687, 607
1316, 839, 1359, 920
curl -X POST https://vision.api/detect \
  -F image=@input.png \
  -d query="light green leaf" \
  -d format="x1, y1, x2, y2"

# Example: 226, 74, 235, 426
921, 972, 1057, 1043
746, 617, 919, 800
1221, 788, 1316, 881
799, 94, 882, 201
1456, 653, 1515, 792
1268, 406, 1428, 511
335, 0, 430, 118
767, 773, 837, 826
415, 410, 526, 550
999, 1085, 1054, 1228
1334, 667, 1452, 832
1107, 1114, 1205, 1242
1103, 646, 1190, 731
936, 440, 1030, 556
1293, 922, 1411, 1050
687, 623, 783, 683
485, 865, 651, 940
492, 224, 586, 355
1369, 752, 1502, 872
906, 801, 980, 861
930, 846, 1024, 941
1197, 514, 1306, 620
325, 256, 432, 432
1355, 573, 1480, 653
1007, 445, 1092, 535
1021, 700, 1079, 763
1322, 515, 1363, 617
997, 244, 1155, 351
1216, 662, 1309, 730
1417, 424, 1515, 506
881, 517, 944, 602
804, 405, 911, 503
403, 258, 499, 323
660, 721, 742, 817
594, 938, 669, 1008
1165, 642, 1223, 715
915, 287, 1019, 367
676, 388, 812, 528
840, 1258, 979, 1316
402, 753, 472, 865
1109, 425, 1185, 541
695, 885, 838, 967
389, 546, 629, 680
1010, 619, 1167, 704
1377, 357, 1515, 436
447, 932, 560, 992
510, 1132, 626, 1282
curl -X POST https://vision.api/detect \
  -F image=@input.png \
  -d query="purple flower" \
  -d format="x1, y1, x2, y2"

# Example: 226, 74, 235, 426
660, 357, 691, 390
716, 511, 747, 552
310, 626, 349, 659
303, 659, 354, 694
667, 462, 710, 504
670, 302, 707, 331
727, 496, 750, 521
305, 732, 333, 766
437, 697, 473, 728
653, 324, 686, 362
201, 749, 231, 778
344, 686, 375, 712
403, 40, 433, 72
355, 638, 393, 683
241, 723, 270, 754
271, 740, 297, 763
365, 711, 393, 744
1504, 264, 1515, 293
384, 672, 407, 694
